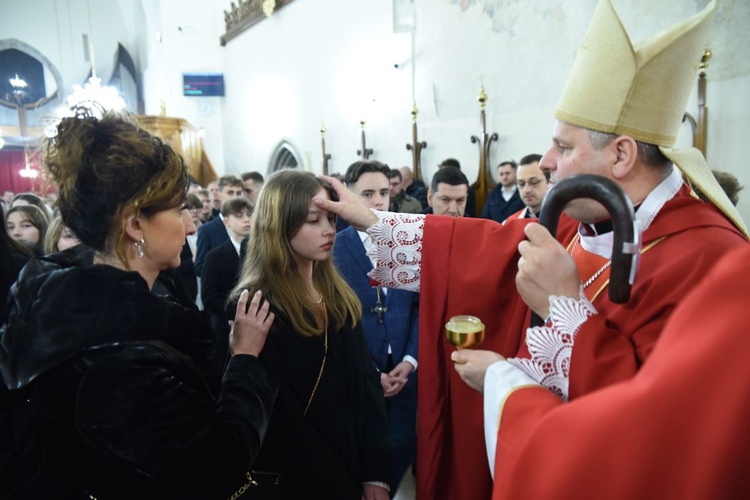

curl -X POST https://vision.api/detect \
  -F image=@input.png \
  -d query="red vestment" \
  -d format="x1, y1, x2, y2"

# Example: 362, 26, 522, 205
416, 186, 746, 500
504, 206, 530, 223
493, 243, 750, 499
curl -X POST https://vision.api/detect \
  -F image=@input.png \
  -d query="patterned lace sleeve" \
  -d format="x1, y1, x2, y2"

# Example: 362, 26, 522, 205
506, 287, 597, 402
366, 210, 425, 292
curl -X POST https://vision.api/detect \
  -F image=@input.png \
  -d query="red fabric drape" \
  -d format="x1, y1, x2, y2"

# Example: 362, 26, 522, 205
0, 149, 48, 195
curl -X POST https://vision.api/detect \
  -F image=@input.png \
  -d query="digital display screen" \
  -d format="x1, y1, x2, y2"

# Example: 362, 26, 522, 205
183, 73, 225, 96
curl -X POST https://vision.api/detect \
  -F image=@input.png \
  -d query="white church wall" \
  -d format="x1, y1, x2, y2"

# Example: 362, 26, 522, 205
3, 0, 748, 223
219, 0, 410, 176
703, 75, 750, 230
138, 0, 227, 173
216, 0, 750, 224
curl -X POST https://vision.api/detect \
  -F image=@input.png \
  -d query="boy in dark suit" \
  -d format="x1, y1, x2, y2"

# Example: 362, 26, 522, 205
201, 197, 253, 369
194, 175, 244, 275
333, 160, 418, 494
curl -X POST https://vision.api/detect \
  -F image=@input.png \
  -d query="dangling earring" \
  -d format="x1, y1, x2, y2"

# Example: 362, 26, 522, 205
134, 238, 146, 259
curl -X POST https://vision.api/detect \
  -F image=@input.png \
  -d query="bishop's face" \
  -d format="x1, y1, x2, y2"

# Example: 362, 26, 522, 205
539, 121, 617, 223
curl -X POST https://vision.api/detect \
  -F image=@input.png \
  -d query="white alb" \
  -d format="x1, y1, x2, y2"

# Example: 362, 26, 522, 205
506, 288, 597, 402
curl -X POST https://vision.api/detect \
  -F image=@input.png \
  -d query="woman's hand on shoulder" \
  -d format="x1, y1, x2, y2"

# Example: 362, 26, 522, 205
361, 483, 390, 500
229, 290, 275, 357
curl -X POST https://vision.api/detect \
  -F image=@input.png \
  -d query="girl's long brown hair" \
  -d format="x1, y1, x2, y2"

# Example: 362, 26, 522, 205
231, 169, 361, 336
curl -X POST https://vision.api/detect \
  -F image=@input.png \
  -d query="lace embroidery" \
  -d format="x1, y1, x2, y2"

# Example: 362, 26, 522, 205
507, 288, 597, 402
366, 210, 425, 292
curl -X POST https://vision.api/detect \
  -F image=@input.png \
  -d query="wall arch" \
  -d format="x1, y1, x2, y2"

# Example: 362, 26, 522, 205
268, 140, 302, 172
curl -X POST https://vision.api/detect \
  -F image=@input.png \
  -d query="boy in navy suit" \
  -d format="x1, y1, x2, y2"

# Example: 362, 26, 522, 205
194, 175, 244, 275
333, 160, 418, 494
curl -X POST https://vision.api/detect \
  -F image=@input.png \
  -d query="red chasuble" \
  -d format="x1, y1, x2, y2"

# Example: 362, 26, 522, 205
493, 243, 750, 499
418, 215, 532, 500
415, 186, 746, 500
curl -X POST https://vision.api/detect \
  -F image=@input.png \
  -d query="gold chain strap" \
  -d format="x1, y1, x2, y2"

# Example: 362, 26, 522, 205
228, 471, 258, 500
304, 302, 328, 417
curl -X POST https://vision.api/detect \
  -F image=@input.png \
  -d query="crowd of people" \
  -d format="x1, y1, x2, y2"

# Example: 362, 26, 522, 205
0, 132, 564, 499
2, 1, 750, 499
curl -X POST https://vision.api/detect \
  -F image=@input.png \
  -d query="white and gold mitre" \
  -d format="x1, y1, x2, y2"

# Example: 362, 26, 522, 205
555, 0, 747, 236
555, 0, 715, 146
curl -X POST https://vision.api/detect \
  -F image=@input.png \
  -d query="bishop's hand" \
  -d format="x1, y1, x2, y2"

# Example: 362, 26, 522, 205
516, 223, 580, 320
315, 175, 379, 231
451, 349, 505, 393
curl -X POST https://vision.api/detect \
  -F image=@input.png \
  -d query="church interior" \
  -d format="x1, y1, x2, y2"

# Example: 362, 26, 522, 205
1, 2, 749, 498
1, 0, 748, 223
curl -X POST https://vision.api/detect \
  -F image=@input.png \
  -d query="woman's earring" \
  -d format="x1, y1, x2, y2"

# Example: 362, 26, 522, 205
134, 238, 146, 259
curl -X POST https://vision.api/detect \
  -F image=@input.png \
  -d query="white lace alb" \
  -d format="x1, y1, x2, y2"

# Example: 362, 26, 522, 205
506, 288, 597, 402
366, 210, 425, 293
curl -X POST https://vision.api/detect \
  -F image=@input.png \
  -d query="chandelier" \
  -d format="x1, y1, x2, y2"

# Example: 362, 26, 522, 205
46, 0, 125, 136
19, 165, 39, 179
10, 73, 27, 91
19, 150, 39, 178
65, 74, 126, 112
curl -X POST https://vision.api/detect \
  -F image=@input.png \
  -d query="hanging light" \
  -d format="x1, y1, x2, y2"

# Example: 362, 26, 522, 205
65, 0, 126, 114
19, 166, 39, 179
8, 74, 28, 108
19, 148, 41, 183
19, 155, 39, 179
47, 0, 125, 136
65, 75, 126, 112
10, 73, 27, 90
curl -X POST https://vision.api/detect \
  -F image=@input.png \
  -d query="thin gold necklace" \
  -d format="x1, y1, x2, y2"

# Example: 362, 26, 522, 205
570, 235, 611, 290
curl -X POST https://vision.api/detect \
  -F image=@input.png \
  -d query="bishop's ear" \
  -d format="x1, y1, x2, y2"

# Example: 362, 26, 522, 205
610, 135, 638, 179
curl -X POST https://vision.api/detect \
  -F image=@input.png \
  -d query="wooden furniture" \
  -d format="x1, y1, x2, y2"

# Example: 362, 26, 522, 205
137, 116, 218, 186
405, 103, 427, 182
320, 122, 331, 175
470, 85, 498, 216
683, 48, 711, 158
356, 119, 373, 159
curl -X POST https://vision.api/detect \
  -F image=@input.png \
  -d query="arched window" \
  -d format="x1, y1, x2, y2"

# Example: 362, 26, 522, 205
269, 141, 302, 172
0, 39, 63, 135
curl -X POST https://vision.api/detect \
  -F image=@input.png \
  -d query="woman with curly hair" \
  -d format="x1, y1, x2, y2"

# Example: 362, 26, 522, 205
0, 108, 278, 499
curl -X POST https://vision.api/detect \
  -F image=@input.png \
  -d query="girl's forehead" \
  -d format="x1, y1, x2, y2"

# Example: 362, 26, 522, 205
314, 187, 330, 200
307, 188, 330, 209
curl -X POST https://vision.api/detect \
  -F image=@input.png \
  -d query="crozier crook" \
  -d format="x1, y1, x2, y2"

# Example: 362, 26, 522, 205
530, 174, 641, 327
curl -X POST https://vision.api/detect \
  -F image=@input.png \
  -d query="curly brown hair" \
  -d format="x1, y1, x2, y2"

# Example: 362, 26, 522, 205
43, 107, 188, 267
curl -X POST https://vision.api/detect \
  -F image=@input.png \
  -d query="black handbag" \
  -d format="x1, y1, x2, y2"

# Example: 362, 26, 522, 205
228, 470, 281, 500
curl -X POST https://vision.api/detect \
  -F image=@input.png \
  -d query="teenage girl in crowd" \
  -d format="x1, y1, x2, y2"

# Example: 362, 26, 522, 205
232, 169, 391, 499
5, 204, 49, 256
44, 215, 81, 254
